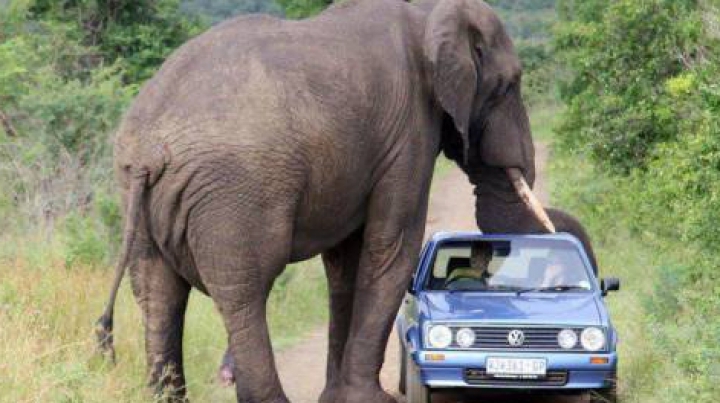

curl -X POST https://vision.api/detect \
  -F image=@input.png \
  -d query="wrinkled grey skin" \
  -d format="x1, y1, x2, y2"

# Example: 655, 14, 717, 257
97, 0, 547, 402
217, 208, 600, 387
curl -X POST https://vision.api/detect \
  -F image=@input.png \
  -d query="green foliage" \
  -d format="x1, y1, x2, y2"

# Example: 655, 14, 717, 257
487, 0, 558, 105
0, 0, 201, 266
487, 0, 555, 11
276, 0, 332, 19
62, 212, 109, 268
555, 0, 705, 172
95, 189, 122, 242
553, 0, 720, 400
27, 0, 205, 84
0, 6, 131, 246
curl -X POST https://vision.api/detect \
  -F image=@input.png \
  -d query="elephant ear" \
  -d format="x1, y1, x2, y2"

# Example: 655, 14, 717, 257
424, 0, 478, 162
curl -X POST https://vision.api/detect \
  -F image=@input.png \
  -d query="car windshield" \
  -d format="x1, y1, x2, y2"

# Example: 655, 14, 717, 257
425, 238, 593, 292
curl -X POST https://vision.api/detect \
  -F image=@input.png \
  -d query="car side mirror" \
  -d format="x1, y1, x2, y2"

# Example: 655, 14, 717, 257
601, 277, 620, 296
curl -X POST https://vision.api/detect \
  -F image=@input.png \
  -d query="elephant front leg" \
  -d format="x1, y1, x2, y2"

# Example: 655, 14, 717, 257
337, 192, 428, 402
131, 255, 190, 401
319, 229, 363, 403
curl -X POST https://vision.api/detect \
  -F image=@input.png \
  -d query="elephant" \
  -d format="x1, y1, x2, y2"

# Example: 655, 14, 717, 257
215, 207, 600, 386
95, 0, 556, 401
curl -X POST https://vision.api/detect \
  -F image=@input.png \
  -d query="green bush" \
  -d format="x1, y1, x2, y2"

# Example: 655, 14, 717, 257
555, 0, 704, 173
62, 212, 108, 268
275, 0, 332, 19
553, 0, 720, 401
487, 0, 558, 105
0, 0, 200, 267
27, 0, 205, 84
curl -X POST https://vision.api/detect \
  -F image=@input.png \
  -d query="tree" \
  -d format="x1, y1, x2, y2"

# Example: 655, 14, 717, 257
28, 0, 204, 84
554, 0, 703, 172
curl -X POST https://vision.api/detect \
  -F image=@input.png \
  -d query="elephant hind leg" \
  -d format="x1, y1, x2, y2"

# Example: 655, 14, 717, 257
130, 253, 190, 401
319, 227, 363, 403
190, 212, 292, 403
213, 228, 366, 398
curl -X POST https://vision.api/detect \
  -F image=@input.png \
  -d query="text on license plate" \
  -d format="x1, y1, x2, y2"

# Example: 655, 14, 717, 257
486, 357, 547, 378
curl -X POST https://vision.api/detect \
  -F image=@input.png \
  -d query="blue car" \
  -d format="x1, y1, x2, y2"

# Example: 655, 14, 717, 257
396, 232, 620, 403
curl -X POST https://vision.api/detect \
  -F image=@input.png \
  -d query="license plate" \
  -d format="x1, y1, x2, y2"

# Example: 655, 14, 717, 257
486, 357, 547, 378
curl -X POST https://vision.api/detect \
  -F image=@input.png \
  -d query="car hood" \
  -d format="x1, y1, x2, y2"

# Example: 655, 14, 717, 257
420, 292, 602, 326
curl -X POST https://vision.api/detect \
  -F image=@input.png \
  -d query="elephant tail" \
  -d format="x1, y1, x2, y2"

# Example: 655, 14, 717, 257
95, 168, 149, 363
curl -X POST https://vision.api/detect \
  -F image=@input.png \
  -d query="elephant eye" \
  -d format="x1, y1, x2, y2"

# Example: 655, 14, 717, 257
492, 81, 506, 97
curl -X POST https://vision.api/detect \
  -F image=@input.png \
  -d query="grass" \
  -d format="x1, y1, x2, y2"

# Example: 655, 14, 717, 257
0, 150, 460, 403
549, 156, 662, 403
0, 234, 328, 402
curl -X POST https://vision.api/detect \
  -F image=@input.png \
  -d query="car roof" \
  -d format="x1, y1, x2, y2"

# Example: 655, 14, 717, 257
428, 231, 586, 249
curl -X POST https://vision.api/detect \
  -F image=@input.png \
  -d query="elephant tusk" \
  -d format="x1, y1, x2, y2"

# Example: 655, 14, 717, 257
506, 168, 556, 233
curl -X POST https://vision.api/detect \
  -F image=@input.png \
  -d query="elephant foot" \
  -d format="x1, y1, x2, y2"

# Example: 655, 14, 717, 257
331, 385, 396, 403
149, 362, 187, 402
151, 382, 188, 403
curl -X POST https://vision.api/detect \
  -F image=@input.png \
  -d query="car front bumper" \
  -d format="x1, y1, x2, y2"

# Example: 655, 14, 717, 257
413, 350, 617, 390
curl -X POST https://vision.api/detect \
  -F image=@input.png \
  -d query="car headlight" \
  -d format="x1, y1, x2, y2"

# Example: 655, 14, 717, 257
557, 329, 578, 349
455, 328, 476, 348
427, 325, 453, 348
580, 327, 606, 351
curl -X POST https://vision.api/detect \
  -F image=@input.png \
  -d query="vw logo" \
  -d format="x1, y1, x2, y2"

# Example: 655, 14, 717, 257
507, 329, 525, 347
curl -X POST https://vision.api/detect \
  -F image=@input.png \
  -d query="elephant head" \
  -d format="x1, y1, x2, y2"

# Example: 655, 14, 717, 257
423, 0, 554, 233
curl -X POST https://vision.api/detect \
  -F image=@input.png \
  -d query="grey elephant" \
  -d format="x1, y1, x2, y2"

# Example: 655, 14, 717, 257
96, 0, 556, 401
217, 206, 601, 385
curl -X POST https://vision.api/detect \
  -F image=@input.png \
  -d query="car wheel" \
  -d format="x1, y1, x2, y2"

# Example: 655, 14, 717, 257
398, 339, 407, 395
405, 353, 431, 403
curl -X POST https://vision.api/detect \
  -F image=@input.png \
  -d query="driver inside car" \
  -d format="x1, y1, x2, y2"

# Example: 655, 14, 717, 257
444, 242, 494, 290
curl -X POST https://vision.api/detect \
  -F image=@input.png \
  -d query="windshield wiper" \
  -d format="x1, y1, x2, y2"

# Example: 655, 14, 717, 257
446, 284, 516, 293
515, 285, 588, 296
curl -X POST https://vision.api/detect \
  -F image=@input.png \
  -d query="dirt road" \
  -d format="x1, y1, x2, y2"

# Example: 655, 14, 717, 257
274, 143, 585, 402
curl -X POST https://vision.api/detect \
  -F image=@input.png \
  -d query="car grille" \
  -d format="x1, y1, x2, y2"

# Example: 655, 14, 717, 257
465, 368, 568, 386
455, 326, 587, 351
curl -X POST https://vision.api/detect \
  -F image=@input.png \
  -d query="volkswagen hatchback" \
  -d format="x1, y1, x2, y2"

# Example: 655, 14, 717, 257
396, 232, 620, 403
